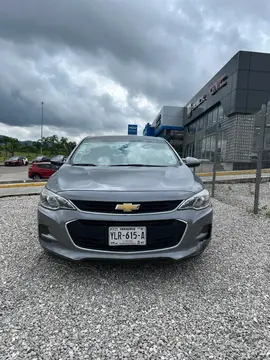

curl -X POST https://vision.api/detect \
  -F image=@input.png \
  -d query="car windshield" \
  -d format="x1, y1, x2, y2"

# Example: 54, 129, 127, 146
9, 156, 19, 160
71, 139, 181, 167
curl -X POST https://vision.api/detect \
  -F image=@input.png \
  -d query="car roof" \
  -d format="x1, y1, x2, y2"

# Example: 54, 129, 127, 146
34, 161, 51, 165
83, 135, 164, 142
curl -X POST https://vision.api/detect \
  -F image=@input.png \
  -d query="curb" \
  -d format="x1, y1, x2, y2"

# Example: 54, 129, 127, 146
0, 182, 46, 189
0, 192, 41, 199
0, 179, 45, 185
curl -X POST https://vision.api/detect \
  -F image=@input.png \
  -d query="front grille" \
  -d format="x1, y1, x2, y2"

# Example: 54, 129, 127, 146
70, 200, 182, 213
67, 219, 187, 252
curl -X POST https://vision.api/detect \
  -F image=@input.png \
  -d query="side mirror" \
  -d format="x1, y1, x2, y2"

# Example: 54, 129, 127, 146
185, 156, 201, 168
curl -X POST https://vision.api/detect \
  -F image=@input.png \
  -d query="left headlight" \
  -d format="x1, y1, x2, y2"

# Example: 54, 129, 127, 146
39, 188, 75, 211
178, 189, 210, 211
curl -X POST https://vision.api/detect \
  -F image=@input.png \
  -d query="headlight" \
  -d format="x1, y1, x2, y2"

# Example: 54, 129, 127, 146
39, 188, 75, 211
178, 189, 210, 210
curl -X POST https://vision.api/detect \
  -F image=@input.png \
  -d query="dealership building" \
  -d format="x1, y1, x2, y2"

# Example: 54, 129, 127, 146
143, 50, 270, 169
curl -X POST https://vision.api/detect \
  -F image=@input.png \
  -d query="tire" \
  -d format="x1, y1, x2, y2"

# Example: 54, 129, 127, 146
33, 174, 41, 180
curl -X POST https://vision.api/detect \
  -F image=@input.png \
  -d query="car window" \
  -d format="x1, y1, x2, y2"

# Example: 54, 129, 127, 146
50, 164, 60, 169
51, 155, 63, 162
38, 164, 50, 169
71, 139, 180, 167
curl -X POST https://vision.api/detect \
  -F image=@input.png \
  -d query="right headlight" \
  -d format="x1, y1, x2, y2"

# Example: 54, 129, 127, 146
178, 189, 210, 210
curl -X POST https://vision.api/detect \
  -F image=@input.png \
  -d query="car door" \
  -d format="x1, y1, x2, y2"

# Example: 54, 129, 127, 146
18, 157, 24, 165
38, 164, 52, 178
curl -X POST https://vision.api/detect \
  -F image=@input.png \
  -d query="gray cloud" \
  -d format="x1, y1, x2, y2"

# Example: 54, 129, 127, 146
0, 0, 269, 139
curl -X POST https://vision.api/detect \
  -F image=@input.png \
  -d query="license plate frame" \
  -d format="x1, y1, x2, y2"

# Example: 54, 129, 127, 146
108, 226, 147, 246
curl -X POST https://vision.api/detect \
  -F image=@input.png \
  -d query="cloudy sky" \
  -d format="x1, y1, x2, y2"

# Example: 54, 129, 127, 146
0, 0, 270, 142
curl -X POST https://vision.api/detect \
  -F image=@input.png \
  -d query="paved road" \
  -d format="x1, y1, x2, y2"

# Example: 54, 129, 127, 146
0, 195, 269, 359
0, 186, 43, 197
0, 165, 29, 182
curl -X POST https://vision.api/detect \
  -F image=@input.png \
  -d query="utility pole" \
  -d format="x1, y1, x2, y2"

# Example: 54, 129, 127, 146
254, 107, 267, 214
41, 101, 44, 155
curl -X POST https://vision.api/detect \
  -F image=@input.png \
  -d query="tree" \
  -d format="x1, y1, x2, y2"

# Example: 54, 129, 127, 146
47, 135, 59, 155
32, 141, 40, 155
66, 141, 77, 155
2, 136, 10, 158
60, 137, 69, 154
7, 137, 20, 156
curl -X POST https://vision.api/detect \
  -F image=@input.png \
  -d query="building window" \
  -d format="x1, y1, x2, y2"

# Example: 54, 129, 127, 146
195, 139, 202, 159
185, 142, 195, 157
205, 137, 210, 159
201, 137, 206, 159
219, 106, 224, 120
199, 118, 203, 132
188, 124, 195, 135
264, 128, 270, 149
213, 107, 218, 124
204, 114, 208, 129
210, 134, 216, 161
208, 111, 213, 127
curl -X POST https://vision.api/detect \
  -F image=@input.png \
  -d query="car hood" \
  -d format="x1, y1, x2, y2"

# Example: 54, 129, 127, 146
47, 164, 203, 198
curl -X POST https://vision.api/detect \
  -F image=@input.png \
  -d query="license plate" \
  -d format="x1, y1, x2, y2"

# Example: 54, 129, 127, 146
108, 227, 147, 246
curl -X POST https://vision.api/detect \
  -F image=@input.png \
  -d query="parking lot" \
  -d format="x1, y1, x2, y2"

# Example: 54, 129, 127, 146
1, 189, 269, 359
0, 165, 29, 182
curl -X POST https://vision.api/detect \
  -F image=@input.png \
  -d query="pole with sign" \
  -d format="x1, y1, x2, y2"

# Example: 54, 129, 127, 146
128, 124, 138, 135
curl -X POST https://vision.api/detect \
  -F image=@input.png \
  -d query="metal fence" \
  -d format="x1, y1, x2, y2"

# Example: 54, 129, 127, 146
190, 102, 270, 214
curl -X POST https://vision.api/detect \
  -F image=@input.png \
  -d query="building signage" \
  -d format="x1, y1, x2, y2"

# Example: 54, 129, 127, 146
209, 74, 228, 95
187, 94, 207, 117
128, 124, 138, 135
187, 74, 228, 117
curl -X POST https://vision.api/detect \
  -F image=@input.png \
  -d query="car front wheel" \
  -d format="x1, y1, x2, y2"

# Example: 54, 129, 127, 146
33, 174, 41, 180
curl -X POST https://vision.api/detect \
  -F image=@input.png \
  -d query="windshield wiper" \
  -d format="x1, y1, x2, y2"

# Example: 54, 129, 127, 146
72, 163, 97, 166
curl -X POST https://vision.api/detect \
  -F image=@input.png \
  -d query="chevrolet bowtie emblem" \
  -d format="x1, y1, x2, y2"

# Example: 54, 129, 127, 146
115, 203, 141, 212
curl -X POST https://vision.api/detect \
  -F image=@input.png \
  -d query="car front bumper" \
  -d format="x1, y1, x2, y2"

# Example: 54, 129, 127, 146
38, 203, 213, 261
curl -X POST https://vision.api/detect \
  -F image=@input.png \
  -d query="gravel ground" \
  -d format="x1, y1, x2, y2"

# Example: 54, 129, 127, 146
0, 195, 269, 360
205, 182, 270, 215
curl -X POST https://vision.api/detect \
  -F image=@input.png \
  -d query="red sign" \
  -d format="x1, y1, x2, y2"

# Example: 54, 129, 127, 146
209, 74, 228, 95
187, 74, 228, 117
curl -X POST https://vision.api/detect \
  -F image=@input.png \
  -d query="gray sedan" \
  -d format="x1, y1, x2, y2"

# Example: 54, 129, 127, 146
38, 135, 213, 261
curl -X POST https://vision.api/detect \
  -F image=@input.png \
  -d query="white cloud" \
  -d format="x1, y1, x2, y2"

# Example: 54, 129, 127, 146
1, 0, 270, 140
